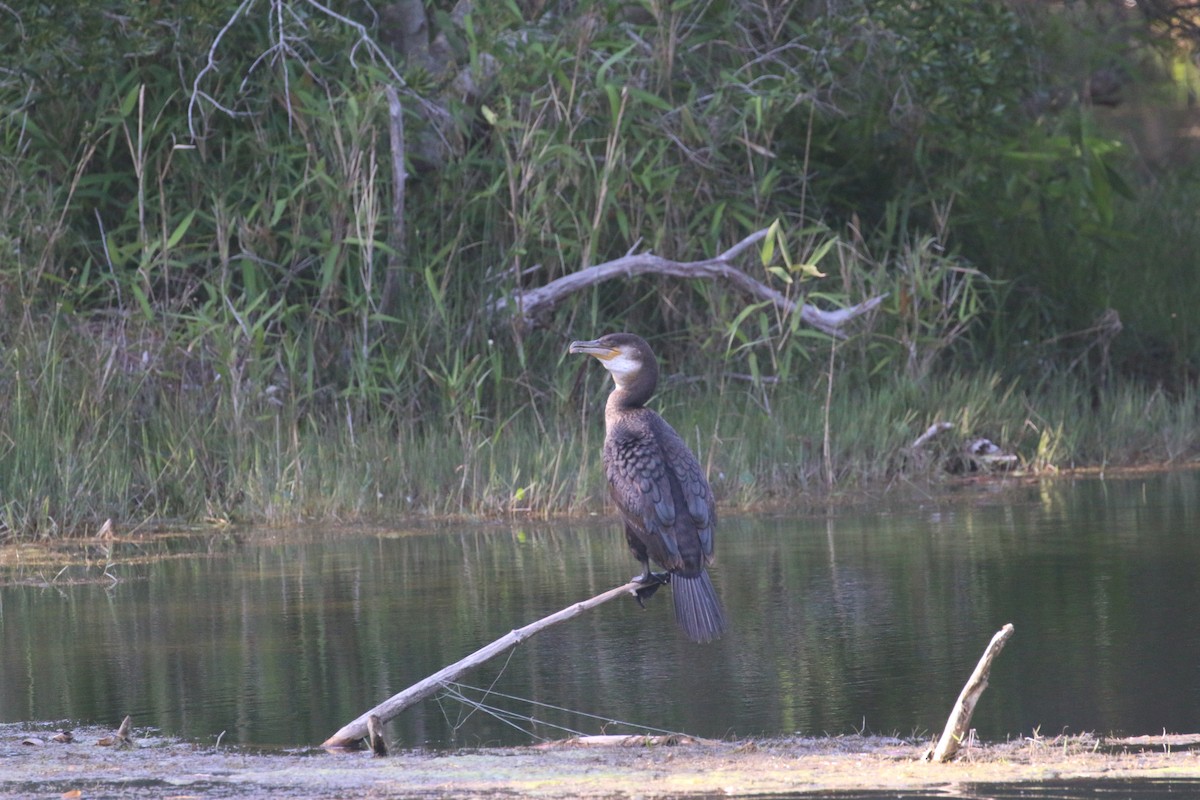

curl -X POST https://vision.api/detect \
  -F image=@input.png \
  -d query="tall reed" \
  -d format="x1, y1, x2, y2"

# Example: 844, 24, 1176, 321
3, 1, 1200, 540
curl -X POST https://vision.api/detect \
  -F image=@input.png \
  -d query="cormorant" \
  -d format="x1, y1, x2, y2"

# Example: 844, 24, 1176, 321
569, 333, 727, 643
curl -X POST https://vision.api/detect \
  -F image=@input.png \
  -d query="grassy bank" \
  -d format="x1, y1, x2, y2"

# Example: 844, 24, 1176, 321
3, 310, 1198, 540
4, 2, 1200, 539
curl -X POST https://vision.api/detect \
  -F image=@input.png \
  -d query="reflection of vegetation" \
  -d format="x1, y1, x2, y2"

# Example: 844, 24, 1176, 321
3, 2, 1200, 538
5, 475, 1200, 745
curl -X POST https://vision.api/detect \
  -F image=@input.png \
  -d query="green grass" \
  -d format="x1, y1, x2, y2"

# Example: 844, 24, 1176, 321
4, 313, 1199, 541
4, 2, 1200, 541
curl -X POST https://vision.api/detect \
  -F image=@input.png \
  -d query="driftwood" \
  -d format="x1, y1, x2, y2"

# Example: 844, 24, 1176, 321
537, 734, 704, 748
910, 422, 953, 451
97, 715, 134, 749
959, 438, 1019, 471
924, 623, 1015, 763
1101, 733, 1200, 751
488, 228, 886, 337
322, 579, 643, 749
909, 424, 1019, 473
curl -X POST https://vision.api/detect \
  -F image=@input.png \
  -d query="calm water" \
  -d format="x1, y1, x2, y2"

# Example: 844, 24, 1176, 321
2, 472, 1200, 750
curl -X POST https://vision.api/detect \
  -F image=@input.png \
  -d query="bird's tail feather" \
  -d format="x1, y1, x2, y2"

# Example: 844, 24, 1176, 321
671, 570, 726, 643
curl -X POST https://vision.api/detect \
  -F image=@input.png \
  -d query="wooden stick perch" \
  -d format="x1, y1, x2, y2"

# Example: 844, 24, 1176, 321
924, 623, 1014, 763
322, 579, 643, 749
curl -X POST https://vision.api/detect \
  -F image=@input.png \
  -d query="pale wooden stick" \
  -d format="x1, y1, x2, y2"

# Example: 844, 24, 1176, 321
910, 421, 952, 450
924, 623, 1015, 763
322, 580, 642, 748
547, 734, 704, 747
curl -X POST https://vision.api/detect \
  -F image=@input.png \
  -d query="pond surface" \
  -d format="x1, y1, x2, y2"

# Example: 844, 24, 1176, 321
2, 471, 1200, 750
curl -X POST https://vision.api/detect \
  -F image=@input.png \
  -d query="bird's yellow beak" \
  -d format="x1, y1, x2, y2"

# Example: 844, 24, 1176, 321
568, 340, 619, 360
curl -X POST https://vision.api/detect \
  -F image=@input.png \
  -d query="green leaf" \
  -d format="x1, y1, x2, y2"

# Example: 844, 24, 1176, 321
761, 218, 780, 267
129, 281, 154, 322
603, 83, 623, 127
166, 209, 196, 250
270, 199, 288, 226
119, 83, 141, 118
796, 236, 834, 278
596, 43, 636, 85
625, 86, 673, 112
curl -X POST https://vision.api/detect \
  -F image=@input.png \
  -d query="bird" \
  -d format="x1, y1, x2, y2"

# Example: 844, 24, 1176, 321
569, 332, 727, 643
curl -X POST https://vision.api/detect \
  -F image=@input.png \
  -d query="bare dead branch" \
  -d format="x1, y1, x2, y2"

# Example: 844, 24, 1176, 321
489, 228, 886, 338
910, 421, 953, 451
924, 623, 1015, 763
187, 0, 442, 142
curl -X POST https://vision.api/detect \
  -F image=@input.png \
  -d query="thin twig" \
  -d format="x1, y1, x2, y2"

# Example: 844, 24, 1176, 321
187, 0, 442, 142
444, 681, 685, 741
188, 0, 257, 139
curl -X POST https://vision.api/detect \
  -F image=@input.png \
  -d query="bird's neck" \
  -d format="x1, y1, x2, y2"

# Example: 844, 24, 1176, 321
605, 360, 658, 414
605, 369, 657, 422
606, 386, 646, 414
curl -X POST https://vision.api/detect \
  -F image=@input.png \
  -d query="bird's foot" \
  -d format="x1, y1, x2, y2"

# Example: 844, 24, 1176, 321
632, 571, 671, 608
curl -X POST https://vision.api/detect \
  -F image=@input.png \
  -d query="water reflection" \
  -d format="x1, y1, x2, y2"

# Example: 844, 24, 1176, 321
2, 472, 1200, 748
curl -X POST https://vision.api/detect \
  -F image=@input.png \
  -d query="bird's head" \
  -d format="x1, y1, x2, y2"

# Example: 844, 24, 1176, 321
568, 333, 654, 393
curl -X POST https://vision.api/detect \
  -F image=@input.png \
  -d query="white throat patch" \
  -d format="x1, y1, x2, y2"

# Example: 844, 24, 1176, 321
601, 350, 641, 389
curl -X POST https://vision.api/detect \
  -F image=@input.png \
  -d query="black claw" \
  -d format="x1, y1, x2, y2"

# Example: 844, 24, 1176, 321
632, 571, 671, 608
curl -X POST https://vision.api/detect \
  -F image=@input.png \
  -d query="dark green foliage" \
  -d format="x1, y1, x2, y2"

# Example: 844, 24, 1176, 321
2, 0, 1200, 537
782, 0, 1036, 224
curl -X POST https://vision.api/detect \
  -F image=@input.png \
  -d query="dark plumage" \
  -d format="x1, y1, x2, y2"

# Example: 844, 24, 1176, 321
569, 333, 727, 643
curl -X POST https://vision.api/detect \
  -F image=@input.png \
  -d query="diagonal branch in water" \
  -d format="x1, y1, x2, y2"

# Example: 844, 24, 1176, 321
322, 579, 643, 749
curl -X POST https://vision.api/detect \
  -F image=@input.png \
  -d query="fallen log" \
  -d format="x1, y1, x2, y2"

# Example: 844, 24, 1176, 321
537, 734, 705, 748
487, 228, 885, 337
322, 579, 643, 749
924, 623, 1015, 763
1101, 733, 1200, 752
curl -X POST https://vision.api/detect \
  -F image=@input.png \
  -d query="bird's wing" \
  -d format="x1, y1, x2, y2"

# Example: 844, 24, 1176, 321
605, 429, 684, 566
653, 417, 716, 558
606, 414, 716, 567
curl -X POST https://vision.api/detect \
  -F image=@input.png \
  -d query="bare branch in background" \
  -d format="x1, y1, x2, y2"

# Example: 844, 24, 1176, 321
187, 0, 442, 141
488, 228, 886, 338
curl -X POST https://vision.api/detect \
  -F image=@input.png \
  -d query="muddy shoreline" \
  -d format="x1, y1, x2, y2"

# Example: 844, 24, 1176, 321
5, 726, 1200, 798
